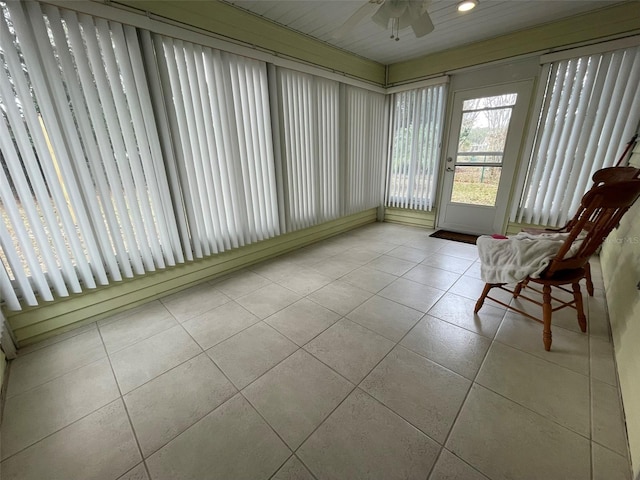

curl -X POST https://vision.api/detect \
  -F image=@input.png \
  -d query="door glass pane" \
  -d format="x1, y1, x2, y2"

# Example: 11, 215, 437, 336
451, 166, 502, 206
458, 108, 513, 153
462, 93, 517, 110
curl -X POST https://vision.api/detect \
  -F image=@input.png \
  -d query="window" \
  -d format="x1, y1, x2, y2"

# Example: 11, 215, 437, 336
147, 32, 280, 254
514, 45, 640, 227
386, 84, 446, 211
271, 67, 340, 232
0, 3, 280, 310
0, 1, 389, 311
0, 2, 180, 309
344, 86, 387, 215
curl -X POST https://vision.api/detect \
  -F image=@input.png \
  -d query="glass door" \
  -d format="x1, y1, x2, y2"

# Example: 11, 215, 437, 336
438, 81, 533, 234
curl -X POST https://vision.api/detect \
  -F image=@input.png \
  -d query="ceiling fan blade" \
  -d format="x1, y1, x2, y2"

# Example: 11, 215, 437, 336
410, 11, 434, 37
332, 1, 380, 39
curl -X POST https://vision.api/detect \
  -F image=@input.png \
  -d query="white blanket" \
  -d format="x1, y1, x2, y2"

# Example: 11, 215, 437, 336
476, 232, 582, 284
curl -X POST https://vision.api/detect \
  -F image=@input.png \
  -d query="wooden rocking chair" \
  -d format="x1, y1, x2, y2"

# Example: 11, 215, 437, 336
475, 179, 640, 351
521, 166, 640, 296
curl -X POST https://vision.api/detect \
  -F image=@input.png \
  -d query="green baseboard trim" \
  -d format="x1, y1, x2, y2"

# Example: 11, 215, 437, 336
384, 207, 436, 229
505, 221, 553, 236
8, 209, 376, 346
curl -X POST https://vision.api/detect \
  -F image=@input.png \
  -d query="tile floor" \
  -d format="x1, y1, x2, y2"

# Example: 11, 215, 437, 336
0, 222, 632, 480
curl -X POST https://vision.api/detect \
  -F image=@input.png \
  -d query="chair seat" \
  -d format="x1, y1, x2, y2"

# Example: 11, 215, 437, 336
529, 268, 586, 286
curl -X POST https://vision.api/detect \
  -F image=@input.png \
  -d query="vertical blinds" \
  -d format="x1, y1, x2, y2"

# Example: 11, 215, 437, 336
272, 67, 340, 232
147, 32, 280, 255
344, 86, 387, 215
386, 84, 446, 211
515, 45, 640, 227
0, 2, 391, 311
0, 2, 180, 309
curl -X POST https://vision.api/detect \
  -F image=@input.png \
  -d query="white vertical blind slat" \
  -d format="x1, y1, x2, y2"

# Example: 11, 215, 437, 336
0, 219, 37, 306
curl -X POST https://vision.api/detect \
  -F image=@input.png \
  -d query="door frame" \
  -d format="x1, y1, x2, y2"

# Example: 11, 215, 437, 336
436, 79, 534, 235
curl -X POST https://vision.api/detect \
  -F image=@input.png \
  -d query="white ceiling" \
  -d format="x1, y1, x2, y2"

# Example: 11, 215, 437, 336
225, 0, 623, 64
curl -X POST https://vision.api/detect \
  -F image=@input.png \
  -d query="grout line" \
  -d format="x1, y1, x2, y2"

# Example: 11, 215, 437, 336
96, 326, 152, 480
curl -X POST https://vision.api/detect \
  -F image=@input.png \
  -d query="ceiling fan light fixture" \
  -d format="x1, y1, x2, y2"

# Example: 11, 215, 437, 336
457, 0, 477, 12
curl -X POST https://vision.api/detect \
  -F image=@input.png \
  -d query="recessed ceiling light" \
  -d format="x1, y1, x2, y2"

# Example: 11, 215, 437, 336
458, 0, 477, 12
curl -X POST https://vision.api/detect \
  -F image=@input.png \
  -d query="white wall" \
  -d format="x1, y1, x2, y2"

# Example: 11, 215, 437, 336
600, 143, 640, 478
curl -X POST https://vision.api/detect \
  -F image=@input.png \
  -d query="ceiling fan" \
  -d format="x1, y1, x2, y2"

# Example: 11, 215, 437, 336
332, 0, 434, 41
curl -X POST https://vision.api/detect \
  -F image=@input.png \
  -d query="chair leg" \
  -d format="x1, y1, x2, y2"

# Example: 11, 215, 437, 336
513, 279, 527, 298
584, 262, 594, 297
572, 282, 587, 333
475, 283, 492, 313
542, 284, 553, 351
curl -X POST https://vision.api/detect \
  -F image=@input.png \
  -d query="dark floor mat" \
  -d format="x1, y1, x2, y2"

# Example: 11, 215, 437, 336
429, 230, 480, 245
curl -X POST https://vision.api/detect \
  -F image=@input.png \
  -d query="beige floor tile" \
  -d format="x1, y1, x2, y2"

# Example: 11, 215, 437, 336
462, 261, 483, 280
476, 342, 590, 436
379, 278, 445, 313
124, 353, 236, 457
387, 245, 429, 263
117, 463, 149, 480
361, 346, 470, 443
207, 322, 297, 389
400, 315, 491, 380
411, 237, 448, 254
7, 329, 106, 397
243, 350, 353, 449
110, 325, 201, 394
341, 266, 398, 293
213, 270, 272, 298
182, 301, 260, 350
347, 295, 423, 342
587, 294, 612, 340
592, 443, 631, 480
509, 292, 586, 335
332, 247, 381, 265
0, 400, 140, 480
298, 389, 439, 480
308, 280, 373, 315
308, 257, 360, 279
16, 323, 98, 356
402, 264, 460, 290
428, 293, 504, 339
446, 385, 591, 480
496, 312, 589, 375
99, 301, 177, 354
304, 319, 395, 383
438, 242, 479, 261
161, 283, 230, 322
359, 239, 398, 254
276, 267, 334, 295
146, 395, 290, 480
421, 254, 474, 274
429, 449, 489, 480
236, 283, 301, 319
449, 276, 514, 305
272, 456, 315, 480
368, 254, 417, 276
250, 258, 302, 282
590, 336, 618, 386
592, 378, 629, 456
1, 358, 119, 460
265, 298, 340, 346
